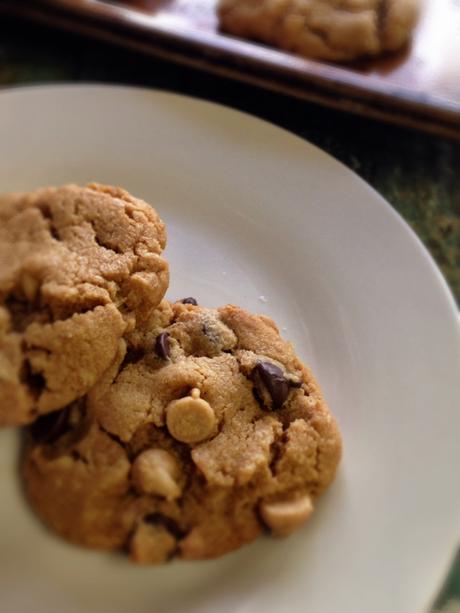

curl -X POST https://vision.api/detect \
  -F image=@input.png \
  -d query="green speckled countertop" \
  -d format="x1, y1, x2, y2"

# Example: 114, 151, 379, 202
0, 16, 459, 303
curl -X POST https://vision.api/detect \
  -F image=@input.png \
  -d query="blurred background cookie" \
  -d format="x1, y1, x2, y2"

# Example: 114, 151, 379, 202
218, 0, 420, 61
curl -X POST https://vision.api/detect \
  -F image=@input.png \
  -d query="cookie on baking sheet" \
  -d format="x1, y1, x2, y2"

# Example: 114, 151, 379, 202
218, 0, 420, 61
0, 183, 169, 426
23, 301, 341, 563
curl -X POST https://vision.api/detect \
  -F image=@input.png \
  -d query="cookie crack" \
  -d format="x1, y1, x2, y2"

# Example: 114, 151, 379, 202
20, 359, 47, 401
144, 512, 185, 540
6, 289, 111, 332
70, 448, 89, 465
99, 424, 128, 453
268, 430, 286, 478
37, 203, 61, 241
119, 347, 145, 371
92, 231, 124, 255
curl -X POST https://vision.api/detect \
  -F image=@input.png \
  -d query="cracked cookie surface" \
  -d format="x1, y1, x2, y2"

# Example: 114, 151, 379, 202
218, 0, 420, 61
23, 302, 341, 562
0, 183, 168, 426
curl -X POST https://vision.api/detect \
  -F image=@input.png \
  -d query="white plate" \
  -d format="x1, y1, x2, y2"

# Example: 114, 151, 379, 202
0, 85, 459, 613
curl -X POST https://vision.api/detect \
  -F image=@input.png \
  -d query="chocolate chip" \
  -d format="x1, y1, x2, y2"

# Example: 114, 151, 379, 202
252, 362, 290, 411
155, 332, 171, 360
179, 297, 198, 306
289, 379, 303, 389
29, 407, 71, 444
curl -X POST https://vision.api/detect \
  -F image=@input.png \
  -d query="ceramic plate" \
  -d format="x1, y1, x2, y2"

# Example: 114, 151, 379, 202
0, 85, 459, 613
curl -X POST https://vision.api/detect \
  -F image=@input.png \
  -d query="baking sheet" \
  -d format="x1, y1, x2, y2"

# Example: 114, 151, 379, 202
1, 0, 459, 139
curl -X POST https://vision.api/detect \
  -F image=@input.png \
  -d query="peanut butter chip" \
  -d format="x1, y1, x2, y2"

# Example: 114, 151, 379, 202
166, 388, 216, 444
131, 449, 181, 500
260, 495, 314, 536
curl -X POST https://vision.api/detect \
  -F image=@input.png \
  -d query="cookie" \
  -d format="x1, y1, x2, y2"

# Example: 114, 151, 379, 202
0, 183, 169, 426
23, 302, 341, 562
218, 0, 420, 61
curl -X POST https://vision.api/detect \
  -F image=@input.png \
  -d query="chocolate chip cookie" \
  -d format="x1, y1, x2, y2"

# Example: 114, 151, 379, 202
23, 301, 341, 562
218, 0, 420, 61
0, 184, 169, 426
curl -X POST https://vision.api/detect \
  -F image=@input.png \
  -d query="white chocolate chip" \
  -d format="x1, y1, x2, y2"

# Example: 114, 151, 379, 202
131, 449, 182, 500
166, 388, 216, 444
259, 495, 314, 536
129, 522, 176, 565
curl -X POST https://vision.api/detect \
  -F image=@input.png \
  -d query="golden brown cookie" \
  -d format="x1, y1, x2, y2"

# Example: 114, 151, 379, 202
218, 0, 420, 61
23, 302, 341, 563
0, 183, 169, 426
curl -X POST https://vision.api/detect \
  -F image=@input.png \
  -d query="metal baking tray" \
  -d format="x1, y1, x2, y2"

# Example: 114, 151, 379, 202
1, 0, 459, 140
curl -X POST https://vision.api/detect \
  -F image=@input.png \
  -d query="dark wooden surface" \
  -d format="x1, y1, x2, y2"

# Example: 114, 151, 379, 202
0, 14, 459, 302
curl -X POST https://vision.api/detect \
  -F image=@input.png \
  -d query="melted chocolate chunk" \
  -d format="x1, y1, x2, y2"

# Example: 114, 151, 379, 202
252, 361, 290, 411
155, 332, 171, 360
179, 297, 198, 306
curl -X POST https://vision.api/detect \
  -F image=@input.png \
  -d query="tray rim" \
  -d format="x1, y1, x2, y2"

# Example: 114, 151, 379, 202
2, 0, 459, 140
